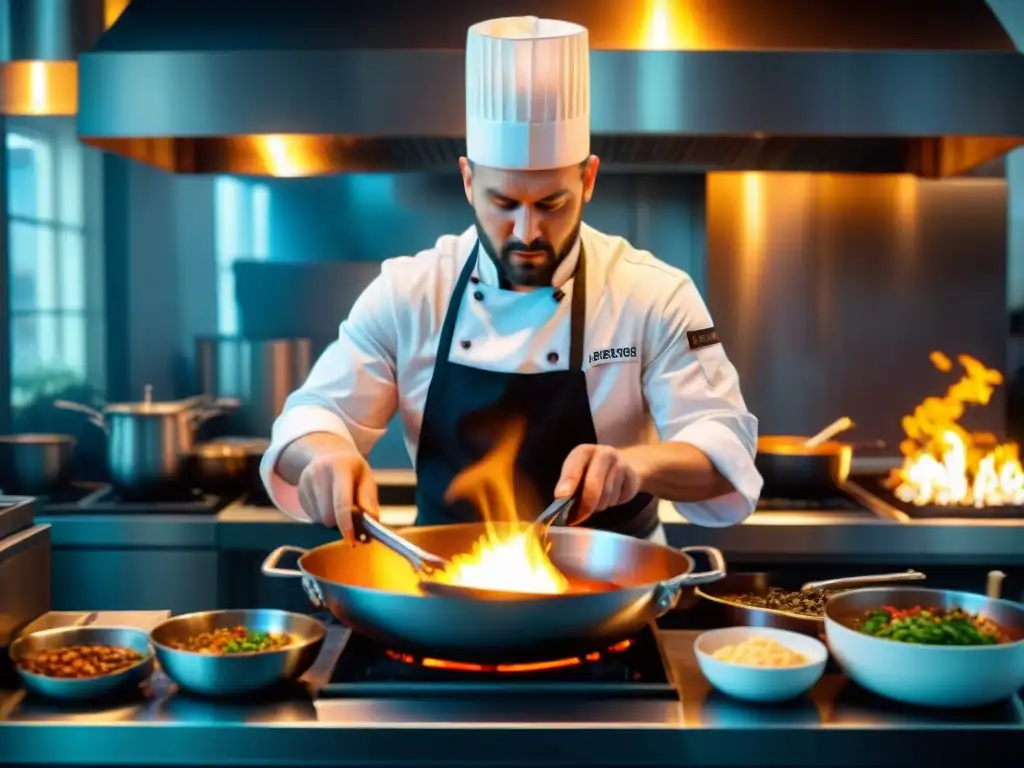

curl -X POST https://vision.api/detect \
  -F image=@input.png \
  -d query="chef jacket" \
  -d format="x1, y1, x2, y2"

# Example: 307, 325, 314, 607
260, 223, 763, 526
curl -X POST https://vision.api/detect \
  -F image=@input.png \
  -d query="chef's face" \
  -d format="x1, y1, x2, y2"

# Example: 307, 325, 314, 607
459, 156, 600, 288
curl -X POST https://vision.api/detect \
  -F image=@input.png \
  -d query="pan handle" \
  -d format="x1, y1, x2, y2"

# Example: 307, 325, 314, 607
652, 545, 728, 615
261, 545, 309, 577
260, 545, 324, 609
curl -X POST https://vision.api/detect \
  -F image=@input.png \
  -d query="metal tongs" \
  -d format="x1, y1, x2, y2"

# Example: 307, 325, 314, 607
351, 496, 576, 599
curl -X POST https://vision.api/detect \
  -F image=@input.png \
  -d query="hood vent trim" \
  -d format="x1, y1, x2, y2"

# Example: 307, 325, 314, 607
77, 0, 1024, 176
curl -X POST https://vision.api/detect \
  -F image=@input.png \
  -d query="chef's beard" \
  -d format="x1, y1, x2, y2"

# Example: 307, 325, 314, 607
473, 210, 583, 289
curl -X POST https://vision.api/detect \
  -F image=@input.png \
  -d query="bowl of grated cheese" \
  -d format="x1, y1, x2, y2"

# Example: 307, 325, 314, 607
694, 627, 828, 703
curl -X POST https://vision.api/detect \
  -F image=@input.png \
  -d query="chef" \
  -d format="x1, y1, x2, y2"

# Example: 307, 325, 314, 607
261, 16, 763, 544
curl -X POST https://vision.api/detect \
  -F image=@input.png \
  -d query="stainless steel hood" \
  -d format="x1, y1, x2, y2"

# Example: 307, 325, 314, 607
77, 0, 1024, 177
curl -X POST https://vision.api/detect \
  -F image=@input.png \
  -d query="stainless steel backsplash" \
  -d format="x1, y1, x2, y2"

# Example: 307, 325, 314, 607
234, 172, 707, 466
125, 167, 1009, 467
705, 173, 1008, 450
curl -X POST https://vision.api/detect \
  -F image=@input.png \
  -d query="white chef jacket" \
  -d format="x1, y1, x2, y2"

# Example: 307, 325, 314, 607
260, 223, 763, 527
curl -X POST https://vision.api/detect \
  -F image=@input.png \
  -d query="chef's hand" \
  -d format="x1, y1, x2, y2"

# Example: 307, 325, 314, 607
296, 442, 379, 541
554, 445, 641, 524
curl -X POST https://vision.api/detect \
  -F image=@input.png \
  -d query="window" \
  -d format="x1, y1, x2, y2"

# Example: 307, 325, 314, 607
214, 177, 270, 335
6, 126, 91, 406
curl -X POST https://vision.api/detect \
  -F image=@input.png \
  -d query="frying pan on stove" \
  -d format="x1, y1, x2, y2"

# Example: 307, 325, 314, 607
756, 435, 884, 498
261, 522, 727, 665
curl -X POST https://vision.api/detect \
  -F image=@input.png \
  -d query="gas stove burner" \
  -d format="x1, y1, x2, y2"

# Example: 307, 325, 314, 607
850, 475, 1024, 520
319, 625, 678, 699
383, 638, 635, 674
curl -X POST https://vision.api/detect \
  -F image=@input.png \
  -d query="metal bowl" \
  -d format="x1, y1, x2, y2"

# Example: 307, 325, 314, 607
149, 609, 327, 697
824, 587, 1024, 708
8, 626, 155, 701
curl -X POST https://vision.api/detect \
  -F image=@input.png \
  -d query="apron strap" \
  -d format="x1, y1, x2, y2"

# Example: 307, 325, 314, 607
436, 241, 481, 363
568, 245, 587, 372
437, 238, 588, 370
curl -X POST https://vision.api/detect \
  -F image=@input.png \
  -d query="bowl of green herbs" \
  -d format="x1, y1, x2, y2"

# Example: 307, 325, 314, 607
824, 587, 1024, 708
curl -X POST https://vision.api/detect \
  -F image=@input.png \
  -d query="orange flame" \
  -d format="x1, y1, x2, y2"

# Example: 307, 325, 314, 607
886, 352, 1024, 507
429, 418, 570, 594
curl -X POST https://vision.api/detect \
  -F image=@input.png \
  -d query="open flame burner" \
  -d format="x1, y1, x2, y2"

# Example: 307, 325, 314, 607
851, 475, 1024, 519
319, 624, 677, 699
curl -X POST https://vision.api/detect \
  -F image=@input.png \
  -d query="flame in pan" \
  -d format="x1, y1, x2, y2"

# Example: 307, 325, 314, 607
429, 417, 570, 595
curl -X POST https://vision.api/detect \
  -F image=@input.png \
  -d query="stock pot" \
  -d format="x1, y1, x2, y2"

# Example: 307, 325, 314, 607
55, 386, 232, 498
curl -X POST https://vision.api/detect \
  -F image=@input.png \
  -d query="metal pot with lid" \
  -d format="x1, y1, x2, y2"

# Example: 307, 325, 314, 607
54, 385, 234, 498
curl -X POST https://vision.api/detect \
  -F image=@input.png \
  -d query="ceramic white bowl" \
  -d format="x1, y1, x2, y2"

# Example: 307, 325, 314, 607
824, 587, 1024, 708
694, 626, 828, 703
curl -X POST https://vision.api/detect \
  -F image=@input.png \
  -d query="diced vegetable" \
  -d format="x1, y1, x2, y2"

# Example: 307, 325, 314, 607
856, 606, 1009, 646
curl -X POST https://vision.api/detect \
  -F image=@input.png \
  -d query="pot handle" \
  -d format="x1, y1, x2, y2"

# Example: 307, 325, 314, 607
261, 545, 309, 577
53, 400, 109, 434
652, 545, 727, 615
260, 545, 324, 608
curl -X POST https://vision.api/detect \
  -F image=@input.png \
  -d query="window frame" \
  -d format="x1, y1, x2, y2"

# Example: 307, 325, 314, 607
214, 177, 270, 336
4, 119, 98, 409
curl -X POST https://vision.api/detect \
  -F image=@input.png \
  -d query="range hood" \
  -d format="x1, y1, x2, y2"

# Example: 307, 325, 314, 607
78, 0, 1024, 177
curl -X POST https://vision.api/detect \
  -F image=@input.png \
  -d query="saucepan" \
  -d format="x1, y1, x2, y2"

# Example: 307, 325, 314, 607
0, 433, 76, 496
184, 437, 270, 496
757, 417, 883, 497
54, 386, 237, 498
262, 523, 727, 664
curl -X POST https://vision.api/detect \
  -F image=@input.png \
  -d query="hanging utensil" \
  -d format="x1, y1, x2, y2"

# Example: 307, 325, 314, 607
804, 416, 855, 448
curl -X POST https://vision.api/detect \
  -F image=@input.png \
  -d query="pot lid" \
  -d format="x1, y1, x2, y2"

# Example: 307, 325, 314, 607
104, 385, 194, 415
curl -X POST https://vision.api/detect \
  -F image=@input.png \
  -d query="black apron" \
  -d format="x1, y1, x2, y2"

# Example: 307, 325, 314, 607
413, 241, 659, 539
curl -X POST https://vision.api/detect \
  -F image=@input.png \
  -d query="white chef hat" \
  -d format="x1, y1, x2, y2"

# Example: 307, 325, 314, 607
465, 16, 590, 171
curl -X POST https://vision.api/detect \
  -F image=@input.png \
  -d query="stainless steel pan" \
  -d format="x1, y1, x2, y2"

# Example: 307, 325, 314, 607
0, 433, 75, 495
262, 523, 726, 664
55, 386, 234, 497
696, 570, 927, 637
149, 609, 326, 697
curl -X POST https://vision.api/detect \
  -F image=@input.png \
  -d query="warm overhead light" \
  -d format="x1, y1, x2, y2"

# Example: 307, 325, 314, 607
0, 0, 106, 116
104, 0, 132, 29
0, 61, 79, 116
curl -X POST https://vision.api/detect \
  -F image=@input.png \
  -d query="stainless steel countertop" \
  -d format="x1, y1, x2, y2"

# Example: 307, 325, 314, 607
1, 616, 1021, 767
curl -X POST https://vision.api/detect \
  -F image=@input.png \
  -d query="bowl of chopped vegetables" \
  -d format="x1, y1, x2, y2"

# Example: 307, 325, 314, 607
150, 609, 326, 697
824, 587, 1024, 708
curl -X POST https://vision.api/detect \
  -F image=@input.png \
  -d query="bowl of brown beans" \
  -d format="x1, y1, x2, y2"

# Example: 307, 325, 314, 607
9, 626, 155, 701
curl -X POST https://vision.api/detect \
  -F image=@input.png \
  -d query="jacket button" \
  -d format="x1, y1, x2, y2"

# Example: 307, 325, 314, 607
461, 340, 472, 349
547, 351, 559, 364
553, 289, 565, 302
470, 275, 480, 284
473, 290, 484, 301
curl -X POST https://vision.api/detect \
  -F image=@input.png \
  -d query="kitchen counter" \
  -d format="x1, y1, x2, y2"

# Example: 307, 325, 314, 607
36, 500, 1024, 565
2, 625, 1020, 767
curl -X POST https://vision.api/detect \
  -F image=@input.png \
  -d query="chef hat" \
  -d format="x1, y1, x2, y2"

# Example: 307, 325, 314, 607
465, 16, 590, 171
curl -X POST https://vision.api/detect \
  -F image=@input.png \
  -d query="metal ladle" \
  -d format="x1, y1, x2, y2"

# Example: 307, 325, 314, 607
804, 416, 856, 448
354, 497, 576, 600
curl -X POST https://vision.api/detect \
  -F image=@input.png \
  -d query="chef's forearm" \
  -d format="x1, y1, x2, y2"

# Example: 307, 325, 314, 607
275, 432, 361, 486
622, 442, 736, 501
